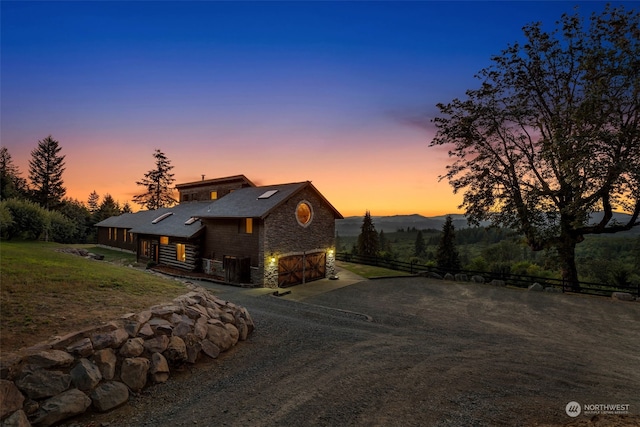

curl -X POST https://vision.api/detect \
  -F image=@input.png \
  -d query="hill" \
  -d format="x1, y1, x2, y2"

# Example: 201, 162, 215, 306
335, 214, 474, 236
336, 212, 639, 236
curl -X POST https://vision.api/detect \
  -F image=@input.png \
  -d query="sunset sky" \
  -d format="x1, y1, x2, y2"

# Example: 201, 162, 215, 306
1, 1, 634, 217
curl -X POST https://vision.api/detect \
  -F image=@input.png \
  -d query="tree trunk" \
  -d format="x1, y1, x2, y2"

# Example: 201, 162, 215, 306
557, 235, 580, 292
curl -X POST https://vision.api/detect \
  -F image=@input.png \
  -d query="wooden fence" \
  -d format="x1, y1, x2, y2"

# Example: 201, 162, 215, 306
336, 253, 639, 298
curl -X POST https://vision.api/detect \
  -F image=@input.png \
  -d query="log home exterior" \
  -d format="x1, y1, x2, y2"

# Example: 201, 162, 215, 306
95, 176, 342, 288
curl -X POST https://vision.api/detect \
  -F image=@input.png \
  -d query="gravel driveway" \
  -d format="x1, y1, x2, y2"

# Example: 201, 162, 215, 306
66, 270, 640, 427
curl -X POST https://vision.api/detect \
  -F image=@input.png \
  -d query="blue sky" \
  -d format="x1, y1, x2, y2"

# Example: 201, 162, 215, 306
1, 1, 634, 216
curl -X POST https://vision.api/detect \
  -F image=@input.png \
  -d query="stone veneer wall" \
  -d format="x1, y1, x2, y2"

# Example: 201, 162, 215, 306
261, 186, 337, 288
0, 286, 254, 427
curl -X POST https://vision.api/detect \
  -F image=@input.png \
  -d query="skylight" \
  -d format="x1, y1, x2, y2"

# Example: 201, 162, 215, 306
184, 217, 198, 225
258, 189, 279, 199
151, 212, 173, 224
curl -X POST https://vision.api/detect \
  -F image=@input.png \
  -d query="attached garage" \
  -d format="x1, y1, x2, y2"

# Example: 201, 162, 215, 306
96, 176, 342, 288
278, 251, 326, 288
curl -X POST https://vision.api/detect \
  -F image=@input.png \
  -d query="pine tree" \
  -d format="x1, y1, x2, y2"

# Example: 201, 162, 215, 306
93, 194, 121, 223
357, 210, 379, 257
87, 191, 100, 213
379, 230, 387, 251
0, 146, 28, 200
133, 149, 177, 210
414, 230, 426, 258
28, 136, 66, 209
436, 216, 461, 272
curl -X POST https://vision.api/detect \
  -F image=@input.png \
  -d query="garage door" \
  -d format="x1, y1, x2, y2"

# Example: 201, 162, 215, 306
278, 252, 326, 288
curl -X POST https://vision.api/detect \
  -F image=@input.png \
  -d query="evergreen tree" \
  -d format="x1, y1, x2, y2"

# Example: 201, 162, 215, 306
0, 146, 28, 200
379, 230, 388, 252
414, 230, 426, 258
87, 191, 100, 213
133, 149, 177, 210
28, 136, 66, 209
121, 202, 133, 213
436, 215, 461, 272
357, 210, 379, 257
93, 194, 121, 223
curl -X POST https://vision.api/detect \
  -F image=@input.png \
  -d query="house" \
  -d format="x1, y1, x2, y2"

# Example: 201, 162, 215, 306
95, 175, 343, 288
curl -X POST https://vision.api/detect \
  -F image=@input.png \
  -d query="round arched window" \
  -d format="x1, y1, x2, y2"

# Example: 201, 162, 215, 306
296, 201, 313, 227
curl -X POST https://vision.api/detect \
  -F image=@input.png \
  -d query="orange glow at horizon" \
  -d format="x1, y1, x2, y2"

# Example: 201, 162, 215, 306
8, 126, 464, 218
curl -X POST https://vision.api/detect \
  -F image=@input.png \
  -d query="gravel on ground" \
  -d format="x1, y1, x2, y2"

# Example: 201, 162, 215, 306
62, 273, 640, 427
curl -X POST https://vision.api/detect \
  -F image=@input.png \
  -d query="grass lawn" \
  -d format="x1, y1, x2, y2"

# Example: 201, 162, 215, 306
0, 241, 187, 353
336, 261, 412, 278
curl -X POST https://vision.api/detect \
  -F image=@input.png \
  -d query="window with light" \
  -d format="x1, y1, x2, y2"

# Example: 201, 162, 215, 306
176, 244, 186, 262
296, 201, 313, 227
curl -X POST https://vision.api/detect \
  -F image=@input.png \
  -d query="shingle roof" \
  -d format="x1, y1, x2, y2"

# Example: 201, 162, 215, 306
94, 181, 343, 236
196, 181, 343, 219
175, 174, 255, 189
95, 202, 209, 239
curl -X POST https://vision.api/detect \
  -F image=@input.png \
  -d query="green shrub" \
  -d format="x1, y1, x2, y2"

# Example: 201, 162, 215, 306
0, 203, 14, 238
46, 210, 80, 243
0, 199, 47, 240
466, 256, 488, 272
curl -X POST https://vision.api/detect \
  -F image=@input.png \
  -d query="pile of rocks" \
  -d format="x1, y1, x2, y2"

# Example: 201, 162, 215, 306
0, 287, 254, 427
55, 248, 104, 261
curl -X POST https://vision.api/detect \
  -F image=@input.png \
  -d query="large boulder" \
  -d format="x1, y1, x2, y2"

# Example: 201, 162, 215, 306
120, 357, 149, 392
471, 275, 485, 284
15, 370, 71, 400
93, 348, 117, 380
206, 325, 233, 351
149, 353, 170, 384
70, 358, 102, 391
201, 340, 220, 359
1, 409, 30, 427
119, 338, 145, 358
91, 381, 129, 412
528, 283, 544, 292
612, 292, 635, 302
65, 337, 94, 358
31, 388, 91, 427
143, 335, 170, 354
163, 336, 187, 365
24, 350, 74, 369
0, 379, 25, 419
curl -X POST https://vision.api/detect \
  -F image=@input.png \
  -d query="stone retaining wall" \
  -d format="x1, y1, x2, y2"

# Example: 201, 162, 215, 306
0, 286, 254, 427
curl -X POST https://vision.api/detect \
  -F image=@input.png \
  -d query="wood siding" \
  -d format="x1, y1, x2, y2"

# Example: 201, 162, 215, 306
201, 218, 261, 265
178, 181, 252, 203
158, 242, 199, 271
96, 227, 136, 252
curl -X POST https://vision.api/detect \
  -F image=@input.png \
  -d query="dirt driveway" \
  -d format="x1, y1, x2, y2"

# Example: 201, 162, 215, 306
67, 271, 640, 427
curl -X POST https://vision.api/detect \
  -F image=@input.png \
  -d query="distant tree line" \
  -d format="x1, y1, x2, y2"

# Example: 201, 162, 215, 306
0, 137, 177, 243
337, 212, 640, 287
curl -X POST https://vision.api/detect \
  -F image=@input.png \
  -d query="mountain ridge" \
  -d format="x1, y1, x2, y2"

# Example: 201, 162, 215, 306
336, 212, 639, 236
